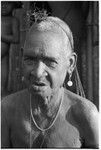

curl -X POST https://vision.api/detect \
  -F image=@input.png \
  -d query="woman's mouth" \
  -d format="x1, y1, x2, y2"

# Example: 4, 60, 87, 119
31, 81, 47, 91
33, 82, 46, 86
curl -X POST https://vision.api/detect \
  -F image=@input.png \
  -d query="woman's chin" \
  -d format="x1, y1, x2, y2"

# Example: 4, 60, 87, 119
29, 85, 52, 97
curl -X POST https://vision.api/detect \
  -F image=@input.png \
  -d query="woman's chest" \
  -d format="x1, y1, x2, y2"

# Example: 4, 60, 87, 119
44, 118, 82, 148
10, 115, 82, 148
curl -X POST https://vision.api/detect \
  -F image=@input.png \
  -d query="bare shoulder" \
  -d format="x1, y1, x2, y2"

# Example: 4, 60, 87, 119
64, 89, 99, 148
71, 95, 98, 121
1, 89, 28, 112
64, 88, 98, 117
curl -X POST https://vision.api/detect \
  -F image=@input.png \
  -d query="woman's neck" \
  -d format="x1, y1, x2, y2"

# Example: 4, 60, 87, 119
30, 87, 64, 119
30, 87, 64, 130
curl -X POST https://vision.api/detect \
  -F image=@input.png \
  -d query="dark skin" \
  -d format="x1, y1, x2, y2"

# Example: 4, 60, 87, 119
67, 99, 99, 148
22, 30, 99, 148
1, 88, 99, 148
1, 30, 98, 148
1, 18, 98, 148
1, 2, 20, 97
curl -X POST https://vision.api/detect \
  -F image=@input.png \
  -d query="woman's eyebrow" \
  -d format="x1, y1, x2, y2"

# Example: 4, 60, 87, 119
43, 56, 59, 63
24, 53, 60, 62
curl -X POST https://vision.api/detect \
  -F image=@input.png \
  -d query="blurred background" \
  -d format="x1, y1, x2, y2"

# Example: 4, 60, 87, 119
4, 1, 99, 109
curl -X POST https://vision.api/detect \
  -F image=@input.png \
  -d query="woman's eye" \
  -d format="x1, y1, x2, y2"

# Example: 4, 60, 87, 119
24, 57, 38, 65
24, 58, 33, 65
45, 60, 57, 68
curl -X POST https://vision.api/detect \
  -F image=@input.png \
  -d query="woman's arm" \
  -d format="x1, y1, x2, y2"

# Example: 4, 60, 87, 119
71, 99, 99, 148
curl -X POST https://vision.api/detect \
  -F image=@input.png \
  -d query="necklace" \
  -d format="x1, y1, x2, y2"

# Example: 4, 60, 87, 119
30, 93, 63, 132
29, 89, 64, 148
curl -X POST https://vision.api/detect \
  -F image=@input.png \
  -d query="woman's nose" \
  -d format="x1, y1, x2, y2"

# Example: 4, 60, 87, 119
31, 61, 47, 78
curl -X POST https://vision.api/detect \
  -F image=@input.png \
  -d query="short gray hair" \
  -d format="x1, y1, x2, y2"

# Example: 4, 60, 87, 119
26, 16, 74, 53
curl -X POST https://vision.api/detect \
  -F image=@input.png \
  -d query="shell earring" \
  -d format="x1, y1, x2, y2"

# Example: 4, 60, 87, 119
67, 72, 73, 87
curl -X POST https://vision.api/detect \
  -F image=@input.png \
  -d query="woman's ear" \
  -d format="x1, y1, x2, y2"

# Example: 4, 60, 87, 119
67, 52, 77, 74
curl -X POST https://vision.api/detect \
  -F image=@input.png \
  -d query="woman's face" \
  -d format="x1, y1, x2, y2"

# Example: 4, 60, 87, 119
23, 31, 71, 97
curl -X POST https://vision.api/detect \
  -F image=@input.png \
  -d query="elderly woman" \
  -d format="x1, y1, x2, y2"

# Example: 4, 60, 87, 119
1, 16, 99, 148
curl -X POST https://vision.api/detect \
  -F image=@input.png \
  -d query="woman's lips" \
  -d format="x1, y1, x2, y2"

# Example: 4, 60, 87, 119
33, 82, 46, 86
31, 82, 47, 91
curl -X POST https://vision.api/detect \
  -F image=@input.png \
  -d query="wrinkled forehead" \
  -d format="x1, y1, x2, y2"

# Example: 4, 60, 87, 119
24, 27, 72, 58
23, 30, 66, 58
24, 30, 62, 46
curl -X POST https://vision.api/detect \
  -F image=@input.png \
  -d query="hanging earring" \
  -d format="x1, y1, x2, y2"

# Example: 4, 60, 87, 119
67, 72, 73, 87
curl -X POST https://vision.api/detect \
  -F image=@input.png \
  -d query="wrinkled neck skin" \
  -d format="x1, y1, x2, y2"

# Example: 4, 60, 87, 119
30, 87, 63, 119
